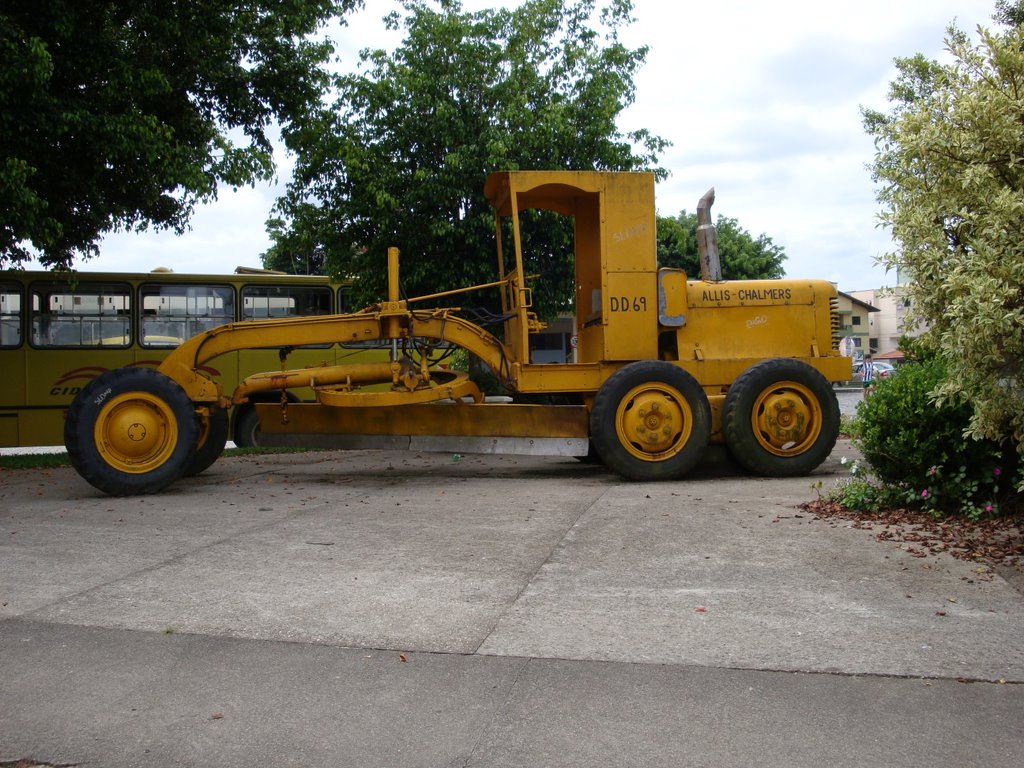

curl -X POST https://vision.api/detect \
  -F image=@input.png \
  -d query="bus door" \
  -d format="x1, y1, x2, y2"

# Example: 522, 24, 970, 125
239, 283, 335, 396
139, 282, 236, 385
0, 281, 25, 446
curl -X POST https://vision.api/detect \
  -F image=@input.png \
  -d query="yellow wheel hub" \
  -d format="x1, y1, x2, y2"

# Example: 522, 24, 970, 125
751, 381, 822, 456
94, 392, 180, 474
615, 384, 691, 461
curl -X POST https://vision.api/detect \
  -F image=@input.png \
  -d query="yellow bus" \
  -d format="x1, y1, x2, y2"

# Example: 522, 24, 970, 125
0, 267, 378, 449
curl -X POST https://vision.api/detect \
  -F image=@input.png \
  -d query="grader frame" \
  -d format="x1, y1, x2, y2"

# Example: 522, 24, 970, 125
65, 170, 851, 495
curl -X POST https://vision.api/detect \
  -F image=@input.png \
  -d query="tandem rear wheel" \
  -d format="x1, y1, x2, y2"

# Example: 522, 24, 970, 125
722, 358, 840, 476
590, 361, 711, 481
64, 368, 200, 495
232, 404, 262, 448
183, 406, 229, 477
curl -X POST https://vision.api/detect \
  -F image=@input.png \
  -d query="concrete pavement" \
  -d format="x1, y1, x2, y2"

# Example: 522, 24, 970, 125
1, 441, 1021, 767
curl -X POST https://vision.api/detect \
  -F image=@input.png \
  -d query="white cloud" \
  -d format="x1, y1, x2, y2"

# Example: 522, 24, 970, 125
88, 183, 284, 274
619, 0, 997, 289
51, 0, 996, 292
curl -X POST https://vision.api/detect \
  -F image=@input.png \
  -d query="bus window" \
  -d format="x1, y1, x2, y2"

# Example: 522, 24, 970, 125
338, 285, 353, 314
140, 284, 234, 347
241, 283, 333, 350
31, 281, 131, 347
241, 284, 332, 320
0, 282, 21, 347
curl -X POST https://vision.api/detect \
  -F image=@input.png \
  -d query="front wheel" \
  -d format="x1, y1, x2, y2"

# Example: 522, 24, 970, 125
722, 359, 840, 477
590, 361, 711, 481
64, 367, 199, 495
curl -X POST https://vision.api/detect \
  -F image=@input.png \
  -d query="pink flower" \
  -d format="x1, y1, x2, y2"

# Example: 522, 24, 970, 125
985, 504, 994, 513
927, 466, 938, 476
921, 489, 929, 498
994, 468, 1002, 477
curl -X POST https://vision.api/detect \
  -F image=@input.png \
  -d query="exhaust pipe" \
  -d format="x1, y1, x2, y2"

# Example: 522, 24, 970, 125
696, 188, 722, 282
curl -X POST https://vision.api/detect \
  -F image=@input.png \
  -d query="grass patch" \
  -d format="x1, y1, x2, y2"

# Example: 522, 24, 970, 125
838, 414, 858, 438
0, 445, 313, 471
0, 453, 72, 470
221, 446, 310, 457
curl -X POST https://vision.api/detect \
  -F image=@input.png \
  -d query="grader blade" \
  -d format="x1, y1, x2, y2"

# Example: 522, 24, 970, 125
253, 402, 591, 457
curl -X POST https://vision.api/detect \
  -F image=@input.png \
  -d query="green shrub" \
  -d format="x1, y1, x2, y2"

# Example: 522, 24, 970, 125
447, 347, 506, 396
829, 457, 917, 514
835, 358, 1021, 518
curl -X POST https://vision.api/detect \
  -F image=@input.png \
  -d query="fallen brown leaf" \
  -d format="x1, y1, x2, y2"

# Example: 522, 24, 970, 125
801, 500, 1024, 567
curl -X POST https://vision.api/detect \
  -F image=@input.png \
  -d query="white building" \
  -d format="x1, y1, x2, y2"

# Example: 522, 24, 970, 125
847, 284, 928, 357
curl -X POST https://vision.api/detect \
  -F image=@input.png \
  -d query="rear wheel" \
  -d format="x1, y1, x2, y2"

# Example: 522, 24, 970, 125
183, 407, 229, 477
232, 405, 261, 448
64, 367, 198, 495
590, 361, 710, 481
723, 359, 839, 476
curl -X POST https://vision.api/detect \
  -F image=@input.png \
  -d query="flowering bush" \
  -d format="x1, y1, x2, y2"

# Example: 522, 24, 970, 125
864, 21, 1024, 465
832, 358, 1021, 519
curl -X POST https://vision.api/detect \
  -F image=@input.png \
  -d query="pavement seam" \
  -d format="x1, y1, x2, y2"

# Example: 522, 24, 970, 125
9, 605, 1016, 685
467, 486, 611, 656
445, 655, 533, 768
6, 616, 1019, 687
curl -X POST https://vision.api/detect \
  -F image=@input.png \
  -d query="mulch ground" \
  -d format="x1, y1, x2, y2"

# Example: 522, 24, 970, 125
801, 499, 1024, 567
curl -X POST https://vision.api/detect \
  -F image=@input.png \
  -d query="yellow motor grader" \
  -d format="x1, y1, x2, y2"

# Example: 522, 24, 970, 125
64, 170, 851, 495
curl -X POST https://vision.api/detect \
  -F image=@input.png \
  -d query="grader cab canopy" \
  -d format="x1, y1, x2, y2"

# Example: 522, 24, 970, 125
64, 171, 851, 496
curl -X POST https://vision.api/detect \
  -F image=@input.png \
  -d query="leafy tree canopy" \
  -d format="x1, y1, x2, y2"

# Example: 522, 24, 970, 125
265, 0, 668, 318
0, 0, 363, 269
994, 0, 1024, 26
863, 13, 1024, 467
656, 211, 786, 280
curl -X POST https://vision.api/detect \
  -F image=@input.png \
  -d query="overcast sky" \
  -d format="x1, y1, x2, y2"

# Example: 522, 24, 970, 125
52, 0, 999, 292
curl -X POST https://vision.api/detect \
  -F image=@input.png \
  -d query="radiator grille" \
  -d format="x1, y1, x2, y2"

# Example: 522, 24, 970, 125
830, 298, 841, 351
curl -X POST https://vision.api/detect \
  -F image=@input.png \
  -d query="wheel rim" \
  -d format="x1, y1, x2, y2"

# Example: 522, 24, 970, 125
615, 383, 692, 462
749, 380, 822, 457
94, 392, 180, 474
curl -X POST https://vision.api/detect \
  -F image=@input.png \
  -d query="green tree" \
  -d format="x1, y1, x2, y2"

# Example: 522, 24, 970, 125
863, 19, 1024, 473
0, 0, 363, 269
266, 0, 668, 318
994, 0, 1024, 26
656, 211, 786, 280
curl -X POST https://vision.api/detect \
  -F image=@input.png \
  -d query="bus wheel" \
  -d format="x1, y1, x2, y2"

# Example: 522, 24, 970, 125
64, 368, 199, 495
183, 407, 229, 477
232, 405, 261, 448
722, 359, 840, 477
590, 361, 710, 481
